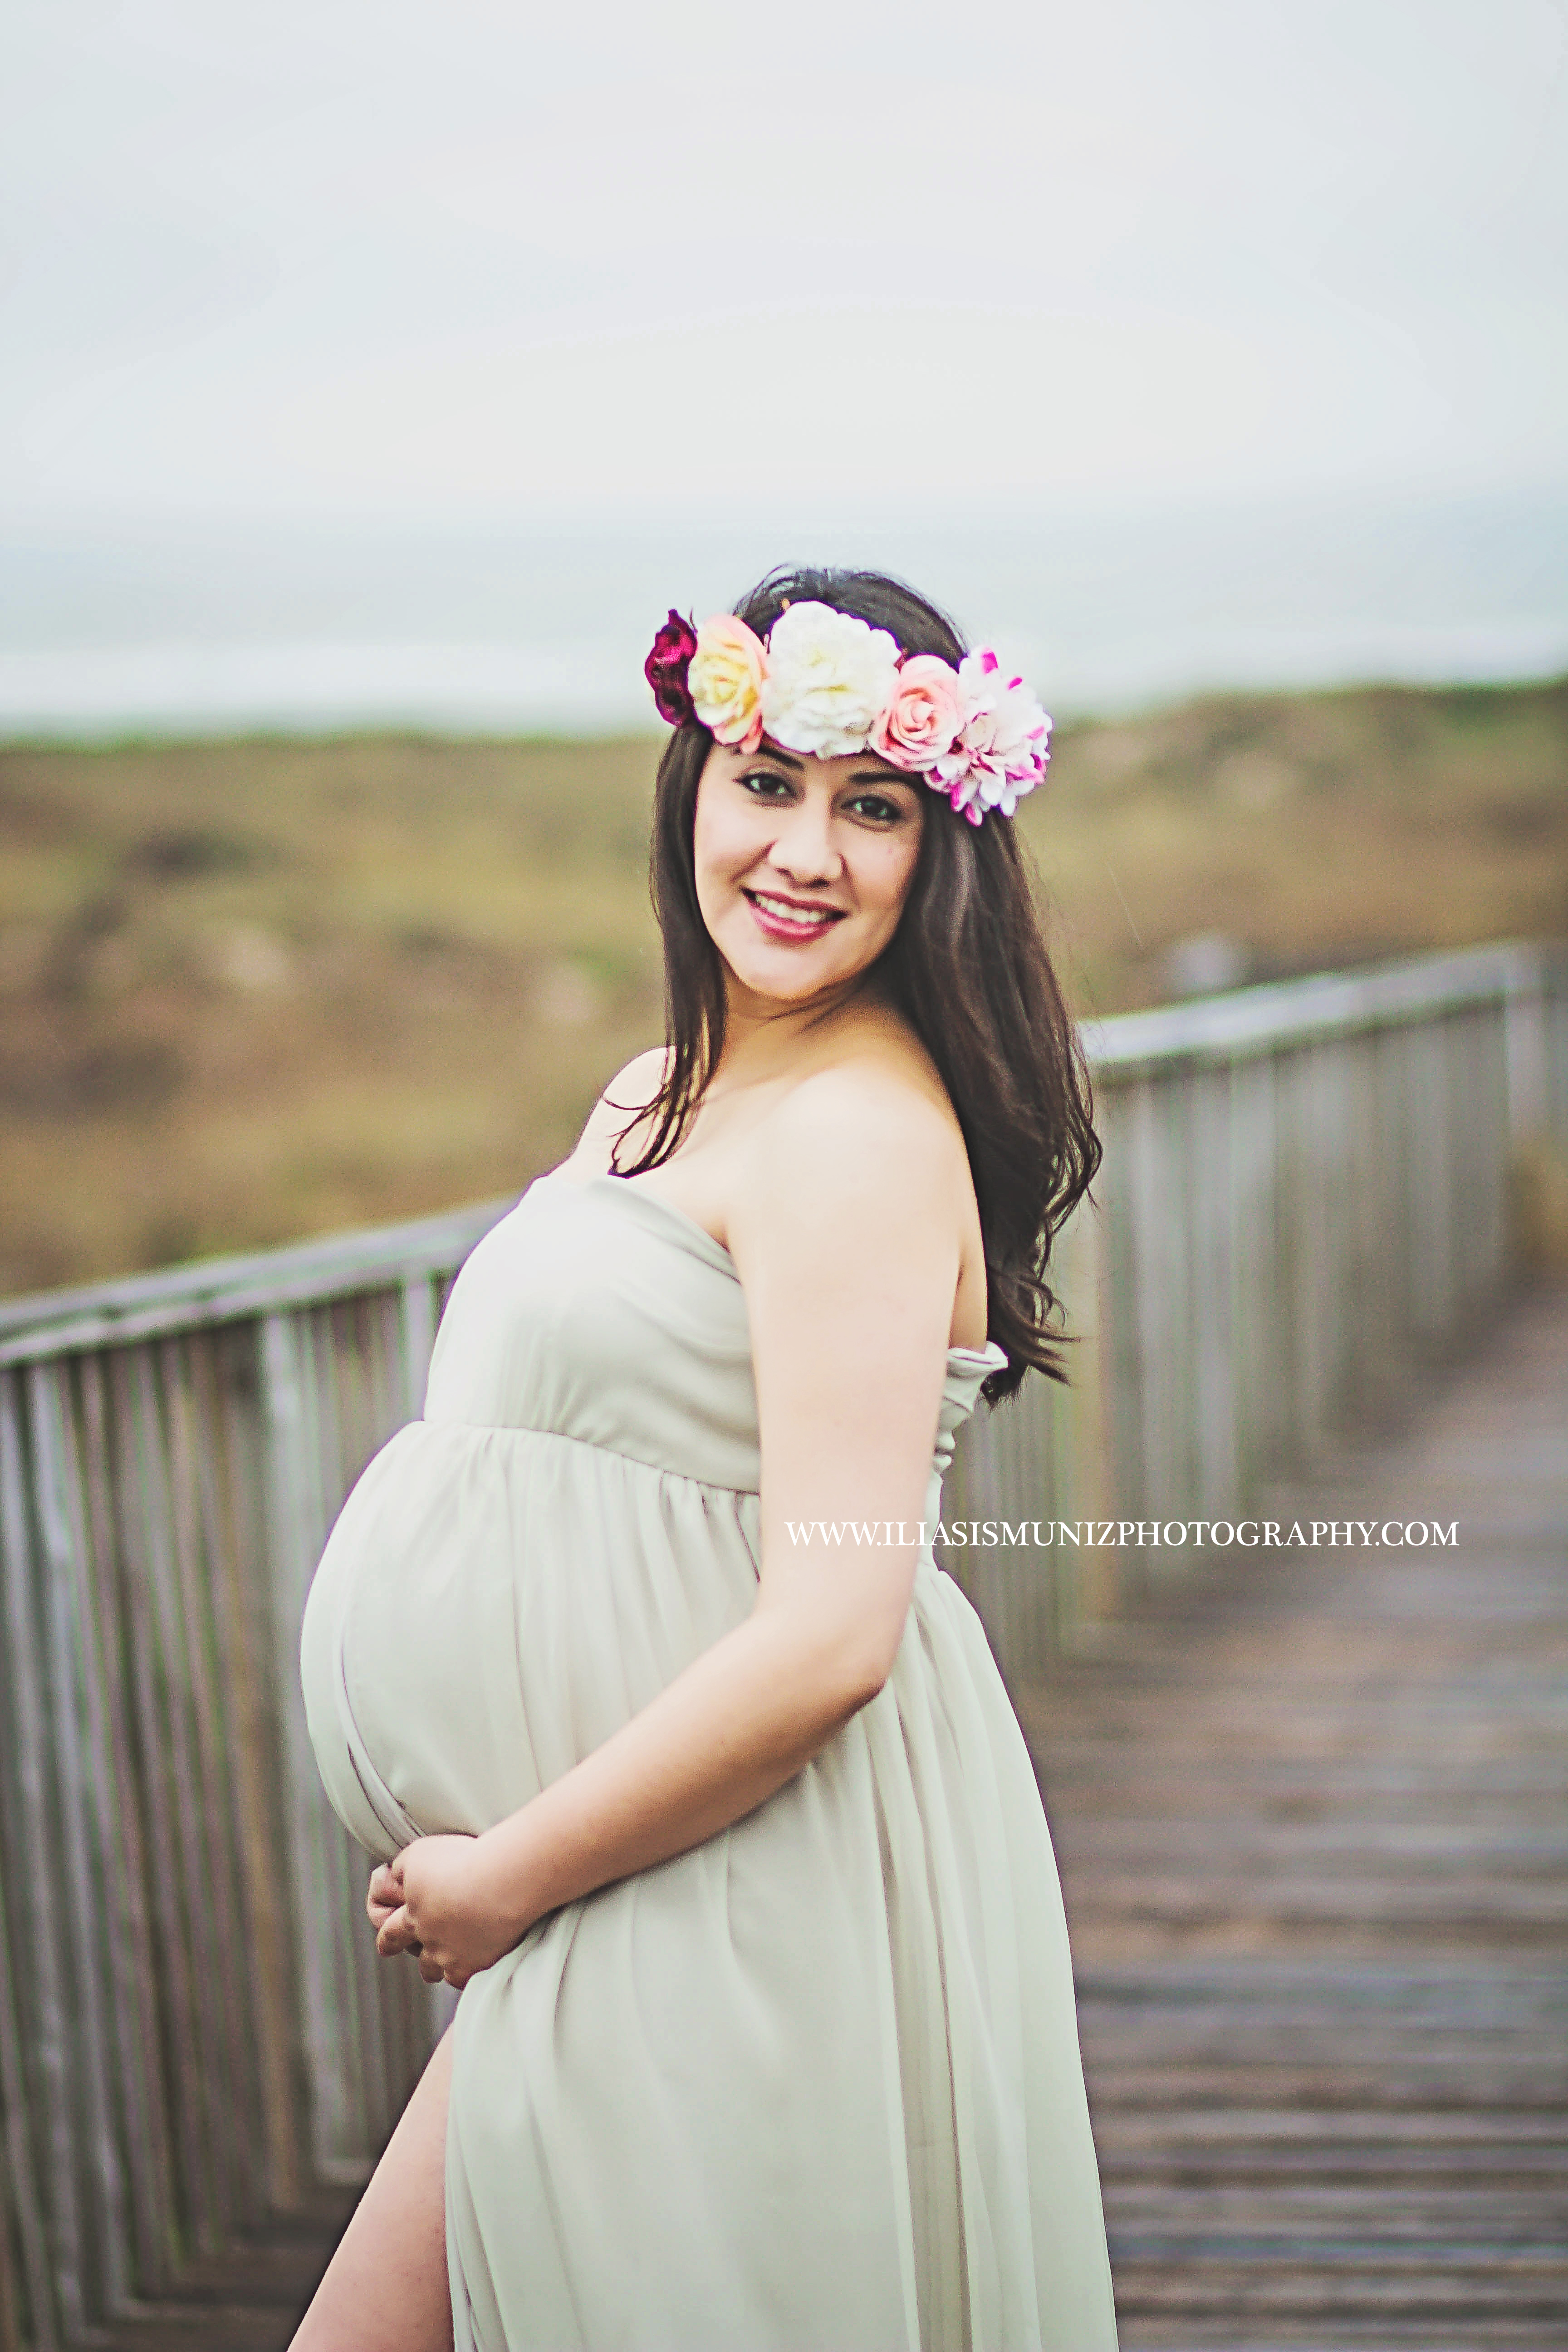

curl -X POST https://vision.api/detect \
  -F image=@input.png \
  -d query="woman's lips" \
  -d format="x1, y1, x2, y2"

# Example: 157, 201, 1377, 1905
742, 888, 847, 944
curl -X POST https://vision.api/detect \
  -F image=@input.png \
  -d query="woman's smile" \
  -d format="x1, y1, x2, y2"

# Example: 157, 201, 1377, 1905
741, 886, 848, 943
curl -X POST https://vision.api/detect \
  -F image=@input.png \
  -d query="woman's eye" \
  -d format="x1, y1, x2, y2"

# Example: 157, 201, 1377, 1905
739, 770, 795, 799
847, 794, 905, 824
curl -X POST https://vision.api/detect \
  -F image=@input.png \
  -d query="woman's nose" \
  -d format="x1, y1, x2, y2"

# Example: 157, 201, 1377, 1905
767, 796, 843, 883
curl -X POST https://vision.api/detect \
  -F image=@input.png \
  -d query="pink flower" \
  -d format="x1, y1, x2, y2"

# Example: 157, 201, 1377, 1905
929, 649, 1051, 819
869, 655, 964, 772
688, 614, 768, 752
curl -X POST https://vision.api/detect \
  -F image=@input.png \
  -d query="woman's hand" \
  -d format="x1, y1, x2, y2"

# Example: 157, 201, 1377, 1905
366, 1834, 526, 1989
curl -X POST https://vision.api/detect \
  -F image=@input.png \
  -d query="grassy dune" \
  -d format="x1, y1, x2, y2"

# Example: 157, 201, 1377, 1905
1, 676, 1565, 1295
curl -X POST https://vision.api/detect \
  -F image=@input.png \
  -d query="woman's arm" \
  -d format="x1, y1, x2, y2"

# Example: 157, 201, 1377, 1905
372, 1069, 970, 1987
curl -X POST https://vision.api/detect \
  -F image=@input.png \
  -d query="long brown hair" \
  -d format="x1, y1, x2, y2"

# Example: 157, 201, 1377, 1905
614, 566, 1101, 1402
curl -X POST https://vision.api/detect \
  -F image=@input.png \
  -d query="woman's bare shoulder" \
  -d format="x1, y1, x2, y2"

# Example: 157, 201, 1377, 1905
562, 1047, 670, 1174
742, 1036, 972, 1219
806, 1004, 965, 1142
721, 1051, 980, 1358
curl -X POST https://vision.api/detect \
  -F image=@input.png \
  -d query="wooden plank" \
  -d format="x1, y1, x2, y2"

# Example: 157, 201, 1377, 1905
0, 2176, 17, 2352
77, 1352, 179, 2295
136, 1343, 235, 2255
302, 1302, 382, 2168
259, 1307, 348, 2182
0, 1796, 55, 2352
398, 1275, 436, 1423
164, 1337, 257, 2231
198, 1330, 305, 2213
1189, 1061, 1235, 1517
27, 1360, 134, 2313
0, 1367, 85, 2345
112, 1345, 213, 2265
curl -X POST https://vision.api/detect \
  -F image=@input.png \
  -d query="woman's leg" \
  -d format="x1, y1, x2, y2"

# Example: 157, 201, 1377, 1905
291, 2026, 454, 2351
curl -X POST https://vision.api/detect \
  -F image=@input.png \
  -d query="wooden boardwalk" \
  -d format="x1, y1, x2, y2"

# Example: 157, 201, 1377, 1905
1021, 1276, 1568, 2350
88, 1279, 1568, 2352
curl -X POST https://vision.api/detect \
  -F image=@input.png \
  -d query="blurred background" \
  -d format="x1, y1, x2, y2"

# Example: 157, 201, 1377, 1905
3, 0, 1566, 1294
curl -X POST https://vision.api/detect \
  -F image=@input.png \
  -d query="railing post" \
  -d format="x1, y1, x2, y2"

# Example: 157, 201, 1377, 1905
1504, 944, 1548, 1147
399, 1275, 437, 1422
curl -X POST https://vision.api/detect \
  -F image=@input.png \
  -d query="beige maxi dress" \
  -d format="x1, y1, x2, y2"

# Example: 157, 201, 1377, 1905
300, 1168, 1118, 2352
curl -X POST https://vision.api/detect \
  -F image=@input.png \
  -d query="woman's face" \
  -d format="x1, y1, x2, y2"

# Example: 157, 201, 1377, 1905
692, 737, 926, 1010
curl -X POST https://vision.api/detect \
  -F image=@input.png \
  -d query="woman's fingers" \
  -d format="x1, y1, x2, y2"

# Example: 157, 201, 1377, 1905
376, 1903, 422, 1959
368, 1839, 482, 1987
366, 1860, 404, 1928
370, 1862, 468, 1984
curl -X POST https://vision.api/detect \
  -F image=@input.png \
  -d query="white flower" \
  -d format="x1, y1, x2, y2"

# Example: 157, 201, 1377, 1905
930, 650, 1051, 818
759, 602, 903, 759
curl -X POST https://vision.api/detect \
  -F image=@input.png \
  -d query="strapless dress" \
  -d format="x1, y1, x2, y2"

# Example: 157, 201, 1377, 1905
300, 1169, 1117, 2352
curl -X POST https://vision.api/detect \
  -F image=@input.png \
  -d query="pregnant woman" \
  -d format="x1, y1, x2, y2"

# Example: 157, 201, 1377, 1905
294, 568, 1118, 2351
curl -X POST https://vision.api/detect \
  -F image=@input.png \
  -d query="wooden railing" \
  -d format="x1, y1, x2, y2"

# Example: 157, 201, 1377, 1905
0, 938, 1563, 2348
944, 938, 1566, 1641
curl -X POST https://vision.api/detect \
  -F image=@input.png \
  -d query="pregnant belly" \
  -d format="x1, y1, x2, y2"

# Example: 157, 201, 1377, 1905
300, 1420, 760, 1859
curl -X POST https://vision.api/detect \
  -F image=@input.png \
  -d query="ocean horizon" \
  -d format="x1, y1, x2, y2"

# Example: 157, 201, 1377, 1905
4, 486, 1565, 739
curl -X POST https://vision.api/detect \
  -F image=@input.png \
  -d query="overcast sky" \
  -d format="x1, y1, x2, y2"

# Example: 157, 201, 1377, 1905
5, 0, 1567, 530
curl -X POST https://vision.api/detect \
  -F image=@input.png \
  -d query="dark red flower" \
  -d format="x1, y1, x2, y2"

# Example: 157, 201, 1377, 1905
645, 609, 699, 726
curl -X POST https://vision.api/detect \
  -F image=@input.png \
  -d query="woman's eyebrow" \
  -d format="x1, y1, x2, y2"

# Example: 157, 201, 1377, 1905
750, 744, 912, 791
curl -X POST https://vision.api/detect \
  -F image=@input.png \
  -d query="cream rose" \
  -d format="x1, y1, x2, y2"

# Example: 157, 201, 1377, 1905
689, 615, 768, 752
759, 602, 903, 759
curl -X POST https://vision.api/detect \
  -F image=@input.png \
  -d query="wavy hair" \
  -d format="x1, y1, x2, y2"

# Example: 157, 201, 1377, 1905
613, 565, 1101, 1402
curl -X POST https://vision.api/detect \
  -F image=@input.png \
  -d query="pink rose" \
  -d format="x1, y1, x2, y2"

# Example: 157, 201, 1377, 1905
869, 655, 964, 772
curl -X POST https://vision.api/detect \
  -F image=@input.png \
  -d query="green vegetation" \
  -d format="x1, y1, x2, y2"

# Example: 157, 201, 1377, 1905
2, 677, 1564, 1295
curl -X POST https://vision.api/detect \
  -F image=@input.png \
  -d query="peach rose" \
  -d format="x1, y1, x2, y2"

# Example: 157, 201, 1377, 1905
869, 655, 964, 772
688, 615, 768, 752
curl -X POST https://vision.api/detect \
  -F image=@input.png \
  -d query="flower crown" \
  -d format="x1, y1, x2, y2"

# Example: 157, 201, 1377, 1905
645, 600, 1049, 825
